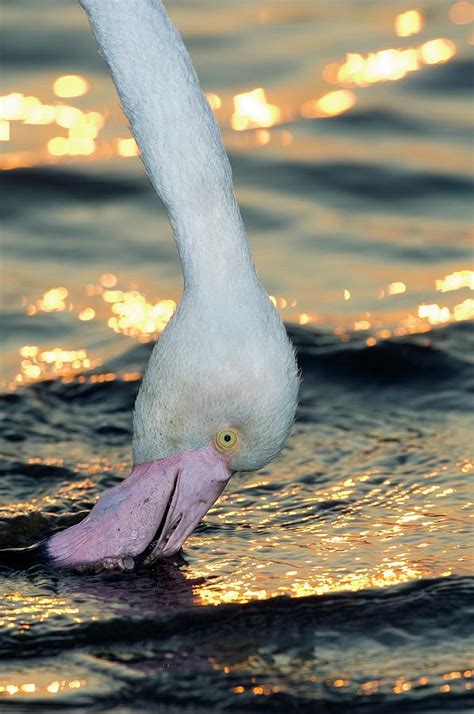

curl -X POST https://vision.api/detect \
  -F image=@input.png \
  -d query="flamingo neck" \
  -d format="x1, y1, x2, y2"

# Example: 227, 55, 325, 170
79, 0, 258, 295
170, 205, 257, 295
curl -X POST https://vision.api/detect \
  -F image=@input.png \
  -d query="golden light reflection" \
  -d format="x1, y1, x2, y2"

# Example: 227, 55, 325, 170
14, 346, 101, 385
35, 286, 69, 313
105, 290, 176, 339
22, 279, 177, 342
231, 88, 281, 131
0, 120, 10, 141
100, 273, 118, 288
78, 307, 96, 321
298, 313, 313, 325
11, 265, 473, 388
0, 91, 107, 167
453, 298, 474, 321
336, 49, 420, 86
255, 128, 271, 146
24, 104, 56, 125
185, 438, 472, 609
420, 38, 457, 64
116, 137, 139, 157
48, 136, 69, 157
48, 136, 95, 156
418, 303, 452, 325
53, 74, 89, 98
55, 105, 84, 129
191, 551, 429, 607
354, 319, 371, 331
2, 21, 472, 386
0, 677, 87, 698
301, 90, 356, 118
395, 10, 424, 37
0, 593, 80, 628
205, 92, 222, 111
435, 270, 474, 292
0, 93, 36, 121
0, 24, 461, 170
211, 662, 469, 699
335, 38, 456, 88
387, 281, 407, 296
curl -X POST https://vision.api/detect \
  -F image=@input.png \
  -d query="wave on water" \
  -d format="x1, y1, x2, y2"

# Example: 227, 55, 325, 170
0, 325, 472, 711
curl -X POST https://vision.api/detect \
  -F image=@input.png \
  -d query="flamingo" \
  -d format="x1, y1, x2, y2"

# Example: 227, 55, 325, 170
46, 0, 299, 571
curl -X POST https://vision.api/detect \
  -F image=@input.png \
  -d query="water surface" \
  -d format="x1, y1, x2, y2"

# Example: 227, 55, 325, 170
1, 0, 473, 710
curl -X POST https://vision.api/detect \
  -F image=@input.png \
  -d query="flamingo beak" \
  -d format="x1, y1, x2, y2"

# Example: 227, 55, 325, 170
46, 443, 232, 571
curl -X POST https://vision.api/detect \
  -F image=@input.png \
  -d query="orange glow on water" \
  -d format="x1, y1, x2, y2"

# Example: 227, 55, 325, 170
0, 12, 472, 706
255, 128, 271, 145
100, 273, 118, 288
1, 17, 471, 390
9, 264, 472, 389
0, 25, 461, 172
449, 1, 474, 24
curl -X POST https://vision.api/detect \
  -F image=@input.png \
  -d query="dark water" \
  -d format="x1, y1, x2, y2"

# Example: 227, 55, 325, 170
1, 0, 474, 710
1, 324, 473, 710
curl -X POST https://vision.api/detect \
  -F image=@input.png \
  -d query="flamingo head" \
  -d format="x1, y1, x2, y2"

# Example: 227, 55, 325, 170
47, 293, 299, 570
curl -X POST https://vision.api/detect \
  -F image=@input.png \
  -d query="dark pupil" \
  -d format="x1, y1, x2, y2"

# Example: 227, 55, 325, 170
223, 434, 232, 443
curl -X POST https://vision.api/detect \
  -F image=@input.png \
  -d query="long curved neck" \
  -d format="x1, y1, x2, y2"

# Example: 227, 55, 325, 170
80, 0, 257, 294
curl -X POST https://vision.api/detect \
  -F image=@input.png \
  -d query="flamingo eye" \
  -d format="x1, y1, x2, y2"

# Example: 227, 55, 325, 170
215, 429, 239, 452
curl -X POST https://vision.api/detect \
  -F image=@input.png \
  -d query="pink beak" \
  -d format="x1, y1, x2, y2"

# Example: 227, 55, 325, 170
47, 443, 232, 571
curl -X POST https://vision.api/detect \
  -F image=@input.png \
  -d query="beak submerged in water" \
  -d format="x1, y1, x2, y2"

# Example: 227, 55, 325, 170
46, 443, 232, 571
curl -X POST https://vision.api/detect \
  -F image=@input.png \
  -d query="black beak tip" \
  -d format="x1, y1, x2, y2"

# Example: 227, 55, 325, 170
0, 540, 52, 571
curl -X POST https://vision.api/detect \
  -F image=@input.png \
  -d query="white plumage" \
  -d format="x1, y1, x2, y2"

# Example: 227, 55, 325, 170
80, 0, 299, 473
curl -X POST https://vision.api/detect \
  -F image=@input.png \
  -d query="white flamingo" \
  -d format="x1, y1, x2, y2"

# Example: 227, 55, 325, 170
47, 0, 299, 570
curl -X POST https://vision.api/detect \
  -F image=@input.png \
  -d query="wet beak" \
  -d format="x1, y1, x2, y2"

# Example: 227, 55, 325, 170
46, 443, 232, 571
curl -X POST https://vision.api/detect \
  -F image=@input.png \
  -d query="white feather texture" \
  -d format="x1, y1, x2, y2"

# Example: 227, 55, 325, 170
79, 0, 299, 472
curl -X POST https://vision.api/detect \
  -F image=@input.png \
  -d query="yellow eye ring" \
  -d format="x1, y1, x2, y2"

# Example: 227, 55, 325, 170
214, 428, 239, 452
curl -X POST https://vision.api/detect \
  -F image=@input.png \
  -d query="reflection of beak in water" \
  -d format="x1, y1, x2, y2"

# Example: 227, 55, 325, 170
45, 443, 232, 572
67, 556, 202, 613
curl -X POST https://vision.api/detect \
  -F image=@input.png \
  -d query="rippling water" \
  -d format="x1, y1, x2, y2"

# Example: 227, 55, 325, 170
1, 0, 473, 710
